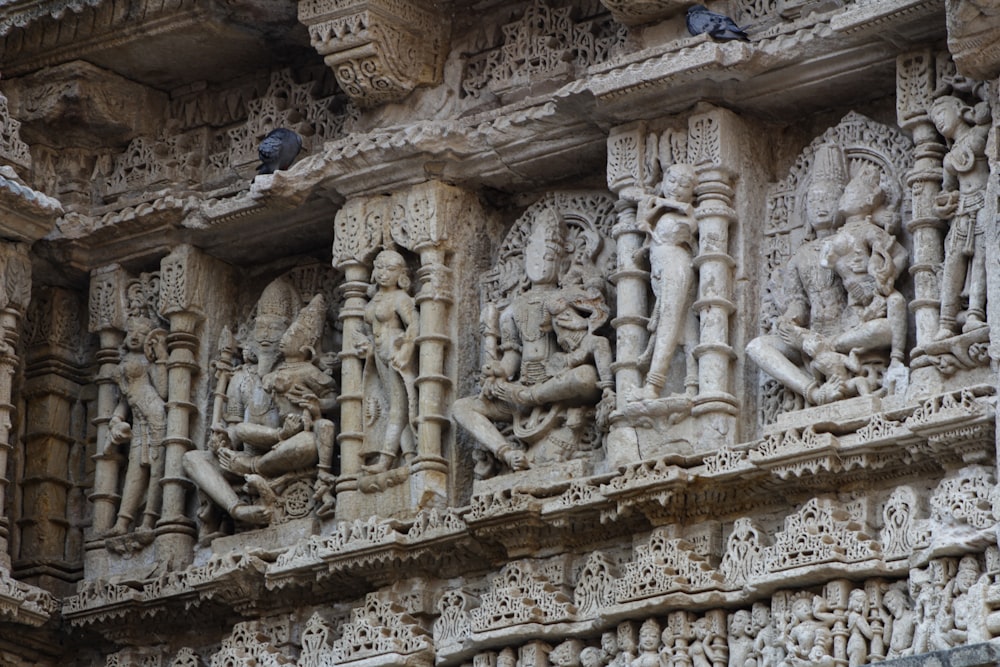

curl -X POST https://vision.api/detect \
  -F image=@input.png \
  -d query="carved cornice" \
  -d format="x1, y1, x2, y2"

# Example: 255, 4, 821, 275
297, 0, 449, 108
598, 0, 688, 27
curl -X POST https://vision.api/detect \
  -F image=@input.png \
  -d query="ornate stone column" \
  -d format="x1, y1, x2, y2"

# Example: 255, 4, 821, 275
0, 244, 33, 569
17, 286, 88, 592
155, 245, 219, 562
84, 265, 128, 569
688, 107, 740, 452
332, 197, 382, 519
897, 51, 947, 395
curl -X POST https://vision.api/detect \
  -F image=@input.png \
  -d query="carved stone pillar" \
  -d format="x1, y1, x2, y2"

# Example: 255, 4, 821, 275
332, 197, 381, 519
688, 107, 740, 451
0, 243, 33, 569
297, 0, 449, 108
17, 286, 88, 592
155, 245, 221, 562
898, 51, 947, 396
84, 265, 127, 567
606, 123, 654, 411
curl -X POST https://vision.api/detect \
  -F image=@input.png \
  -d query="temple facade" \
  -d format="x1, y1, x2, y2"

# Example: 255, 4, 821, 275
0, 0, 998, 664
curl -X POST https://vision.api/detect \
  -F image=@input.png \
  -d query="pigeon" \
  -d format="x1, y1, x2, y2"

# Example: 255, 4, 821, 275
686, 4, 750, 41
256, 128, 303, 176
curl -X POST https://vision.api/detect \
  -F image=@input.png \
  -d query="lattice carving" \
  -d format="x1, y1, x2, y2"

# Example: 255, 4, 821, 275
471, 560, 577, 632
0, 92, 30, 173
771, 497, 880, 572
616, 529, 725, 603
299, 613, 337, 667
208, 620, 292, 667
333, 592, 432, 663
462, 0, 625, 101
434, 589, 476, 648
929, 465, 996, 531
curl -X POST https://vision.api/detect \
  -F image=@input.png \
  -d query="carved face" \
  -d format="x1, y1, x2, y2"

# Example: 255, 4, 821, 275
254, 314, 288, 354
837, 170, 884, 219
524, 216, 562, 286
804, 180, 842, 233
600, 631, 618, 657
791, 598, 812, 621
638, 622, 659, 650
372, 251, 406, 288
930, 98, 963, 139
124, 320, 152, 351
660, 164, 696, 203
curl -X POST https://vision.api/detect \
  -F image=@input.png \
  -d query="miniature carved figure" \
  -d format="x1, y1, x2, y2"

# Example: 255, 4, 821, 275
455, 206, 614, 471
752, 603, 783, 667
599, 630, 618, 667
357, 249, 418, 473
105, 312, 168, 536
750, 145, 908, 406
882, 585, 916, 659
629, 618, 660, 667
729, 609, 756, 667
580, 647, 603, 667
933, 554, 989, 648
550, 640, 584, 667
635, 163, 697, 402
688, 618, 718, 667
781, 597, 835, 667
929, 95, 990, 340
845, 589, 874, 667
183, 279, 336, 533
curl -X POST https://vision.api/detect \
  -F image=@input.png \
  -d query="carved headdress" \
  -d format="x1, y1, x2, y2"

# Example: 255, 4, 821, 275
811, 142, 848, 187
256, 277, 301, 325
282, 293, 327, 360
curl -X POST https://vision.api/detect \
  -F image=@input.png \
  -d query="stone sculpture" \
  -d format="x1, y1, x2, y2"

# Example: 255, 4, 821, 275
105, 283, 168, 537
749, 145, 908, 406
454, 205, 614, 473
183, 278, 336, 535
634, 163, 697, 402
929, 94, 990, 340
357, 249, 419, 474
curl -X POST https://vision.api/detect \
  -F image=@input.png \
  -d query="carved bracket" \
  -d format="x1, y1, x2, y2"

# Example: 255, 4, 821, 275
298, 0, 449, 108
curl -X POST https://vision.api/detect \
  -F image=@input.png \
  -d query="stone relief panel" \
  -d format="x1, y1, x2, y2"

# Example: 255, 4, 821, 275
454, 191, 617, 488
183, 263, 341, 543
752, 112, 913, 426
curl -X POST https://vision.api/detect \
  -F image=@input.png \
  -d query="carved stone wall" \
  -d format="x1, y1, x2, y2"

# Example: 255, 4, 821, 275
0, 0, 998, 665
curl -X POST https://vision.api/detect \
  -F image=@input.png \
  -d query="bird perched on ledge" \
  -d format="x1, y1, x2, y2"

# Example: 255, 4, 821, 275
256, 128, 303, 176
686, 4, 750, 41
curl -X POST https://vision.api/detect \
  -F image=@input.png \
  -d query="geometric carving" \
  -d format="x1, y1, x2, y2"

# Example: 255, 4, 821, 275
946, 0, 1000, 80
0, 91, 30, 173
299, 0, 449, 108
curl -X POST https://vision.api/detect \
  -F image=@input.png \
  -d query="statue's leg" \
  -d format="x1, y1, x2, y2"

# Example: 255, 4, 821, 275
964, 226, 987, 331
111, 443, 149, 535
746, 335, 816, 400
453, 396, 525, 469
182, 450, 246, 518
140, 436, 167, 530
255, 431, 319, 477
937, 225, 966, 338
526, 366, 601, 405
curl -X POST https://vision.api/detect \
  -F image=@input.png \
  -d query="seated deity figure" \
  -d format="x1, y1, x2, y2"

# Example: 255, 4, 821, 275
929, 95, 990, 340
635, 163, 698, 401
748, 145, 907, 406
747, 143, 851, 406
357, 249, 418, 474
183, 279, 336, 532
105, 312, 169, 536
454, 206, 614, 472
781, 597, 835, 667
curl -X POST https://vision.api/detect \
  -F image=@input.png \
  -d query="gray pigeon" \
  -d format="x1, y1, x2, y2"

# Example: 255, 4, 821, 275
256, 128, 303, 175
686, 4, 750, 41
